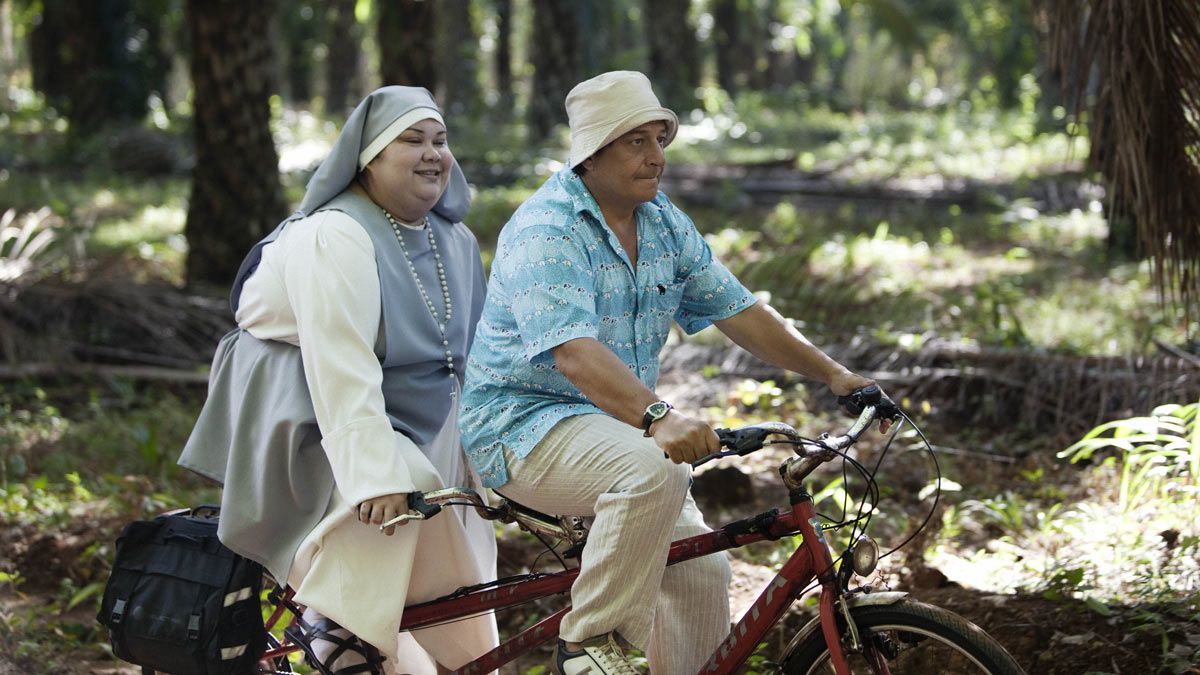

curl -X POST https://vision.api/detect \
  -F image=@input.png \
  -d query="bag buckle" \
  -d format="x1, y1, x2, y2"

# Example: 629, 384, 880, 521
187, 614, 201, 641
110, 598, 127, 625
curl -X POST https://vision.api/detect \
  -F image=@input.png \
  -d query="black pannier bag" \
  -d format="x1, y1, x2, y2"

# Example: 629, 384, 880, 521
97, 506, 267, 675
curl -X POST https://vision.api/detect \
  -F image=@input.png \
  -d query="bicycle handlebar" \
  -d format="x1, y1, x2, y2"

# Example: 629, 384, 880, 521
693, 385, 900, 467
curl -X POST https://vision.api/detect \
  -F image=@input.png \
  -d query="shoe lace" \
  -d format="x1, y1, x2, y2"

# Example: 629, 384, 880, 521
589, 639, 638, 675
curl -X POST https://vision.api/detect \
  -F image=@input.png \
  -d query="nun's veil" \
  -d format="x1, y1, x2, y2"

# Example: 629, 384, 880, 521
229, 86, 470, 312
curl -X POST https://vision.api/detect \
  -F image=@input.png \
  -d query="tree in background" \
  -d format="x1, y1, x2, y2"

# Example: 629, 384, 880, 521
29, 0, 158, 136
1045, 0, 1200, 313
492, 0, 513, 117
643, 0, 700, 113
527, 0, 580, 141
378, 0, 437, 89
279, 0, 323, 105
185, 0, 285, 288
712, 0, 756, 96
325, 0, 364, 117
438, 0, 480, 117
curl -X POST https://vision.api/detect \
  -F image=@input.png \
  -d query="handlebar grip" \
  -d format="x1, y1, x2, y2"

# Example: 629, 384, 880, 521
407, 492, 443, 519
837, 384, 899, 419
715, 427, 775, 454
837, 384, 880, 415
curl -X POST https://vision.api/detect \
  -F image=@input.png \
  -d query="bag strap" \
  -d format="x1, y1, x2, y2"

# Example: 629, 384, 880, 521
186, 577, 208, 644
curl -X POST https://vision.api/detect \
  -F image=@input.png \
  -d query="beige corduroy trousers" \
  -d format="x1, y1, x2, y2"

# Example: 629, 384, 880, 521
500, 414, 731, 675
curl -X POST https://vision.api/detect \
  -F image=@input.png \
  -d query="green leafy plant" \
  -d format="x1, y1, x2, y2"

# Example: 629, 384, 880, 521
1059, 402, 1200, 512
0, 208, 61, 287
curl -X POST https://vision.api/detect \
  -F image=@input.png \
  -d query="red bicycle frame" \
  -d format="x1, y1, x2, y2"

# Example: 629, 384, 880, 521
261, 487, 855, 675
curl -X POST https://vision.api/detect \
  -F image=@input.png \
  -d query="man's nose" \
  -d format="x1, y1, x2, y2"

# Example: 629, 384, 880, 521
648, 141, 665, 167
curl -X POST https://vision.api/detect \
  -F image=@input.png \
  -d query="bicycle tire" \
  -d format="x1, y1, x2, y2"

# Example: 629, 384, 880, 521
781, 598, 1026, 675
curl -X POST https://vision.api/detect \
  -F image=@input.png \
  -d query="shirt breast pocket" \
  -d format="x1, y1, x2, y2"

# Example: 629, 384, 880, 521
645, 281, 685, 333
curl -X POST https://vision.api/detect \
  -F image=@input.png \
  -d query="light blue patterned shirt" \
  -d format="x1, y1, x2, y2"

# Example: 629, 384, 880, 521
459, 169, 757, 488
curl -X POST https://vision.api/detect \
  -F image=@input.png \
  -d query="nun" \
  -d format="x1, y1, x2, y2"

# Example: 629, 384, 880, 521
179, 86, 498, 675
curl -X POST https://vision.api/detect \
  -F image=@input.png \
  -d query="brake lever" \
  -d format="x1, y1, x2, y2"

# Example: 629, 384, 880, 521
379, 492, 443, 530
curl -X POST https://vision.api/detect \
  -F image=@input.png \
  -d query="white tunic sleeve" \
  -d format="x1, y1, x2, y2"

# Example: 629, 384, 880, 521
266, 211, 421, 506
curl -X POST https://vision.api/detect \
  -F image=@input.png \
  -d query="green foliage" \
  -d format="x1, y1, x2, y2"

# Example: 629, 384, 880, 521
1, 381, 203, 483
1060, 402, 1200, 512
0, 208, 63, 287
962, 492, 1066, 540
925, 403, 1198, 673
707, 378, 811, 429
699, 194, 1175, 355
1127, 605, 1200, 673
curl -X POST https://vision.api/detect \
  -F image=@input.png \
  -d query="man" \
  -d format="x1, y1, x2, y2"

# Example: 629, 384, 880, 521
460, 71, 880, 674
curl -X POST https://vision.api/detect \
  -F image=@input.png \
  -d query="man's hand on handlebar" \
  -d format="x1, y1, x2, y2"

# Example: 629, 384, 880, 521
650, 409, 720, 464
356, 492, 411, 536
830, 373, 896, 434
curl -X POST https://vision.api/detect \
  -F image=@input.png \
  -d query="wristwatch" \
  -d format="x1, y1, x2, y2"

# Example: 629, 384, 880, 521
641, 400, 674, 436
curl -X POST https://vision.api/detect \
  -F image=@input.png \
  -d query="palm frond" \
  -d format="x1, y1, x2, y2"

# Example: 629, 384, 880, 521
1043, 0, 1200, 314
0, 208, 62, 286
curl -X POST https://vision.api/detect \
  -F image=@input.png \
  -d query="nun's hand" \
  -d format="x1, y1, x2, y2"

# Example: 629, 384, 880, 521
356, 493, 411, 536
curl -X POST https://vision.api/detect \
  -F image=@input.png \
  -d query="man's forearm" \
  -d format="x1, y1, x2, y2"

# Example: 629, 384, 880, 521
551, 337, 659, 428
714, 302, 851, 385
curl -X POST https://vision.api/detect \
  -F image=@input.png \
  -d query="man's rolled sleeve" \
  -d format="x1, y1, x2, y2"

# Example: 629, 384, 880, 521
499, 226, 601, 363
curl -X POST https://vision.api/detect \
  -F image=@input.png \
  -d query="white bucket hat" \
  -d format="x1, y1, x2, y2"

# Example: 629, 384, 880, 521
566, 71, 679, 169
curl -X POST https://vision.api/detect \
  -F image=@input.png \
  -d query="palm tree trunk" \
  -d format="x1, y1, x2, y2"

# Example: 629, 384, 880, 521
325, 0, 363, 117
527, 0, 580, 142
493, 0, 513, 117
712, 0, 762, 95
378, 0, 437, 89
643, 0, 699, 113
185, 0, 285, 288
280, 0, 320, 104
438, 0, 479, 117
31, 0, 148, 136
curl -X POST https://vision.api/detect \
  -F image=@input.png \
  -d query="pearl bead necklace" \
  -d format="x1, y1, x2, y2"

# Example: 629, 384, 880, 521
384, 210, 456, 376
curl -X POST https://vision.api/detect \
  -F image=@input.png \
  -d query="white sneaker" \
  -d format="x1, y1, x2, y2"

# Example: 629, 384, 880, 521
553, 633, 639, 675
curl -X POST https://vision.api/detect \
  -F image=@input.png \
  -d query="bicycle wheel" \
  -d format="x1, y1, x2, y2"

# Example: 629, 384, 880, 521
781, 598, 1026, 675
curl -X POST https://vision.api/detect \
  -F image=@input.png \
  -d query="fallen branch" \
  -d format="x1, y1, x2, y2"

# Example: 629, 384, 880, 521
1153, 337, 1200, 368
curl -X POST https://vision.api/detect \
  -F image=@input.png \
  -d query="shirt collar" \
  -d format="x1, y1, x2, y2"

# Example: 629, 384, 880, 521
559, 168, 603, 220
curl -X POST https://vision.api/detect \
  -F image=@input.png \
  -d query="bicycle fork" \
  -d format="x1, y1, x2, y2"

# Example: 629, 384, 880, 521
797, 496, 894, 675
794, 493, 856, 675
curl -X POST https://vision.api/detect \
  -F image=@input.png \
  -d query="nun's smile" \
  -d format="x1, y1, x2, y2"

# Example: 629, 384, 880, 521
359, 118, 454, 223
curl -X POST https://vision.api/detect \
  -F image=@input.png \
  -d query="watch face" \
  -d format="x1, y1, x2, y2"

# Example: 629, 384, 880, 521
647, 401, 669, 419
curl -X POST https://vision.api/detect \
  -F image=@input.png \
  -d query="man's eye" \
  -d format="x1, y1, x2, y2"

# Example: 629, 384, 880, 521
631, 138, 643, 145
